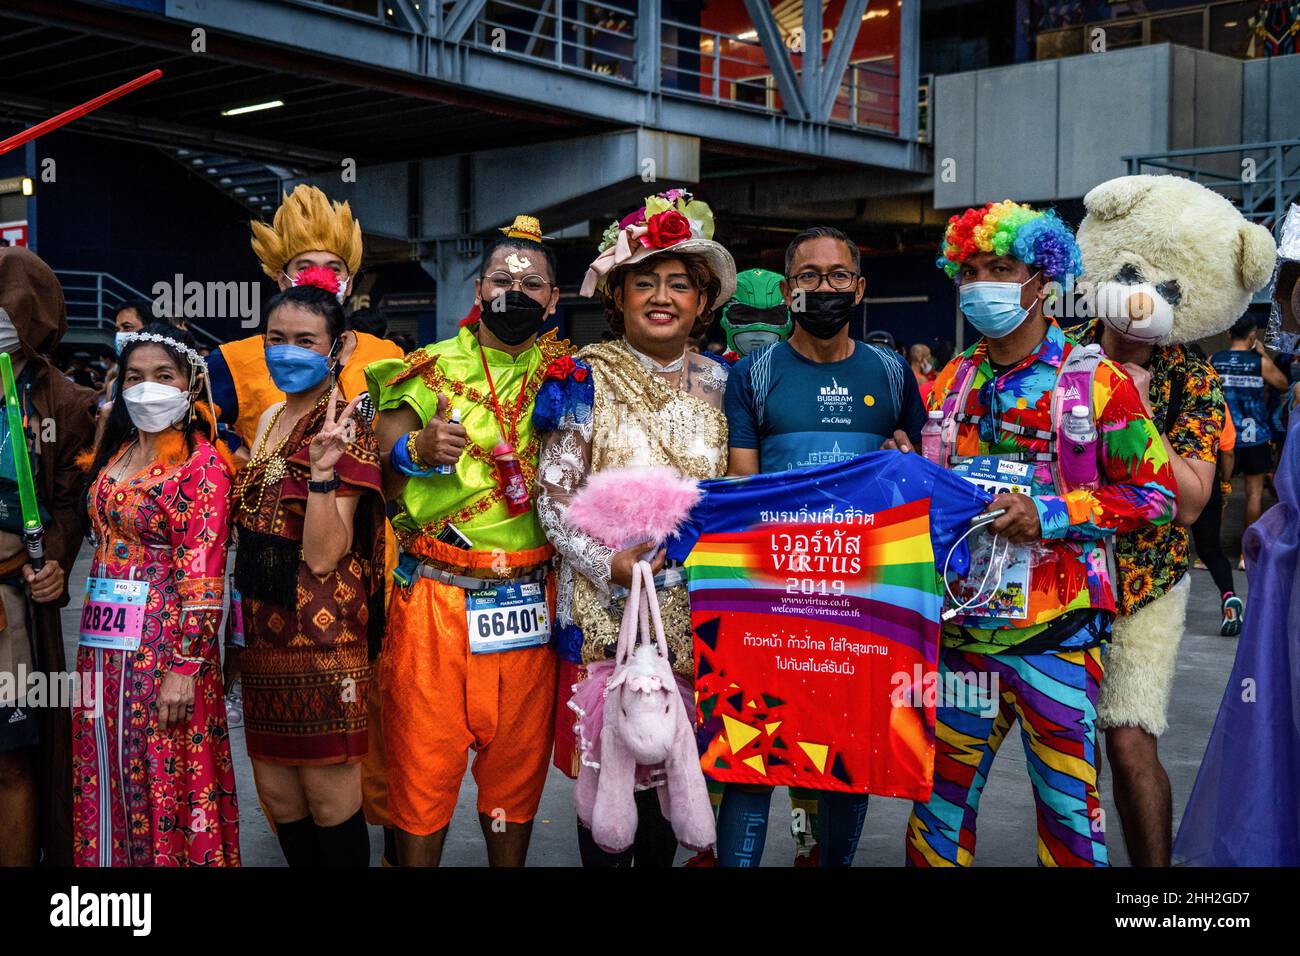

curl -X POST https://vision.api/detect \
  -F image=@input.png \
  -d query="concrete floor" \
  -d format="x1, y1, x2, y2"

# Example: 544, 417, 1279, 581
60, 486, 1263, 867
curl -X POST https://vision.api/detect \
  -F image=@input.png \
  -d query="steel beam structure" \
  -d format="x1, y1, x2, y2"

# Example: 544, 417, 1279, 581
742, 0, 809, 121
164, 0, 922, 170
816, 0, 867, 123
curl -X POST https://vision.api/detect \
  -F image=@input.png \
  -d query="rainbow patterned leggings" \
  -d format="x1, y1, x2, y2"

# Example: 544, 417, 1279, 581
906, 645, 1108, 867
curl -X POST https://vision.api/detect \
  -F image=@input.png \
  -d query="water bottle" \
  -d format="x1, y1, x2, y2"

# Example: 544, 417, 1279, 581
921, 409, 945, 465
492, 437, 532, 516
434, 407, 460, 475
1060, 404, 1099, 486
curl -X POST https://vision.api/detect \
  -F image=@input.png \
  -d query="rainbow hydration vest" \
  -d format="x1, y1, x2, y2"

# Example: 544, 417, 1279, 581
933, 341, 1116, 627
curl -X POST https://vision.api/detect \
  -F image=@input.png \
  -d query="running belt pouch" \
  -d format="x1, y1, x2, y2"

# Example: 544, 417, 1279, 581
233, 526, 301, 604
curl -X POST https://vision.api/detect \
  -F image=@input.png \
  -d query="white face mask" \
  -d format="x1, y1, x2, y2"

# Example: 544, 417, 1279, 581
1096, 281, 1175, 344
0, 308, 22, 355
121, 381, 190, 433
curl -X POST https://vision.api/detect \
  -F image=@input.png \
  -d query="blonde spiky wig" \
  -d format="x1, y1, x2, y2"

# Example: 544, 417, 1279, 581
250, 184, 363, 280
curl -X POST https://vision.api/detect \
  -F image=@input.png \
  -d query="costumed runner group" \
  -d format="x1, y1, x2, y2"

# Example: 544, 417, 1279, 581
4, 171, 1299, 870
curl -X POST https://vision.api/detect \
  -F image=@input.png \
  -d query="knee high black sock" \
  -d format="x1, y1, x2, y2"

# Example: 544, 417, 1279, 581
274, 816, 320, 868
316, 810, 370, 867
577, 819, 634, 867
382, 826, 398, 867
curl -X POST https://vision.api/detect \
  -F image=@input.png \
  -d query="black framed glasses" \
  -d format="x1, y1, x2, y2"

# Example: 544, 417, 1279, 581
483, 271, 552, 294
787, 269, 860, 292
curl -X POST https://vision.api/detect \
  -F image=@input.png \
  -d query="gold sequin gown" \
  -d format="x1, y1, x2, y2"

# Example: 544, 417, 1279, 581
536, 338, 729, 679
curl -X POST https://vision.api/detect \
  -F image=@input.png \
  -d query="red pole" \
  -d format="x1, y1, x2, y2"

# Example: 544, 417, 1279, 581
0, 69, 163, 158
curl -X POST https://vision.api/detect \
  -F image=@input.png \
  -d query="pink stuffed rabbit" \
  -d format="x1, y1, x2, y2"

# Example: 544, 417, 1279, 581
576, 560, 715, 854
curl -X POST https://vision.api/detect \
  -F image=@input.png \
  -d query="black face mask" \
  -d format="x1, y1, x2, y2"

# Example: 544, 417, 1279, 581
481, 290, 546, 345
792, 291, 857, 340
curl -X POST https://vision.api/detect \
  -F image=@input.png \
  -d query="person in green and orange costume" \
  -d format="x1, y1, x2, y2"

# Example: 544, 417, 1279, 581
367, 215, 570, 867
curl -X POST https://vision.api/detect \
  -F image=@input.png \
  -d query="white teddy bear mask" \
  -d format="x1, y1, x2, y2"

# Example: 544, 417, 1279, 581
1077, 175, 1277, 346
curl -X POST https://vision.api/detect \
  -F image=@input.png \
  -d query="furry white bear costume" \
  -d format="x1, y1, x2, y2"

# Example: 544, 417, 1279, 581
1075, 175, 1276, 735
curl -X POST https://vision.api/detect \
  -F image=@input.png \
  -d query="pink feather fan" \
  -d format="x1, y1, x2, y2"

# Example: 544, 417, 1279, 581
566, 466, 701, 551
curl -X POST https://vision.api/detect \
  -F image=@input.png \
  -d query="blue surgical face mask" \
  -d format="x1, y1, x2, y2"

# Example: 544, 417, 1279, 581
959, 271, 1041, 339
265, 343, 333, 394
114, 331, 131, 355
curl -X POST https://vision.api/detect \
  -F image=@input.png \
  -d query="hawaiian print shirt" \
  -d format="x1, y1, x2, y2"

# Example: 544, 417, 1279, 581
1070, 320, 1224, 614
929, 319, 1177, 653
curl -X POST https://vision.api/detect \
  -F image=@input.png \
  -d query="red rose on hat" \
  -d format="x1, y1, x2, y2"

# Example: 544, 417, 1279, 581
645, 210, 692, 249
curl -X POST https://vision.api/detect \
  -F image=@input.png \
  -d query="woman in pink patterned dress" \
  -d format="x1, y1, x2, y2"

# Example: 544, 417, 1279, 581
72, 324, 239, 866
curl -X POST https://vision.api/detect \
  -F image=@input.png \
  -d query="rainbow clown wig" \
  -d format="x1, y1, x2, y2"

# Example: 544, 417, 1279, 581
937, 200, 1083, 285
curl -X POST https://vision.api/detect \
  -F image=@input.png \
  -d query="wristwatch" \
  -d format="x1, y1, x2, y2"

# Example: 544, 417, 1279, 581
307, 472, 340, 494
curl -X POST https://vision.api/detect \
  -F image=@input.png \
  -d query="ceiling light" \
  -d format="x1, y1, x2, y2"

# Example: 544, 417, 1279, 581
220, 99, 285, 117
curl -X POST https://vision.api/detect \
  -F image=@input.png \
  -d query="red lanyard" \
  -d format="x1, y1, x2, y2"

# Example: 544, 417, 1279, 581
479, 345, 528, 449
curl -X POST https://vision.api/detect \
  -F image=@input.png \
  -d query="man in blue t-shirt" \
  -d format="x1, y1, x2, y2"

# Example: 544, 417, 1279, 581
713, 226, 926, 867
1211, 315, 1290, 532
725, 227, 926, 476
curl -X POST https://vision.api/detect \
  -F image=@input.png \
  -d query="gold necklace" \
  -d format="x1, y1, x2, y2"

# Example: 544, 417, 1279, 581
237, 391, 330, 518
238, 405, 294, 518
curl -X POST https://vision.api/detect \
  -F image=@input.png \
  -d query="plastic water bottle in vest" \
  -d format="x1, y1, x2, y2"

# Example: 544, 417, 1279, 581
1060, 405, 1098, 486
921, 410, 945, 465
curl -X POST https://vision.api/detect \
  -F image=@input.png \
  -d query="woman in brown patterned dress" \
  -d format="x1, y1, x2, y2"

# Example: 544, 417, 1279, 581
228, 281, 386, 867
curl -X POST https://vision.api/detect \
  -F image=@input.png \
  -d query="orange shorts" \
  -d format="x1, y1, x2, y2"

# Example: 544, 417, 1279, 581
382, 545, 557, 836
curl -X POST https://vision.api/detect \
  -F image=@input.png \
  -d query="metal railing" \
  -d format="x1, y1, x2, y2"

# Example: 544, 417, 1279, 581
826, 59, 900, 134
1125, 139, 1300, 238
1035, 0, 1256, 62
660, 18, 769, 109
466, 0, 638, 83
57, 271, 222, 346
280, 0, 909, 135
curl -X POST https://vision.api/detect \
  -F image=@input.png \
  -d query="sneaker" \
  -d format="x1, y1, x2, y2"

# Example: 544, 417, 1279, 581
793, 845, 820, 868
683, 849, 717, 867
1221, 594, 1244, 637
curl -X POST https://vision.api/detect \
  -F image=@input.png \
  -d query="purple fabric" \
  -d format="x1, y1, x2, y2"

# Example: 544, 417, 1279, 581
1173, 410, 1300, 865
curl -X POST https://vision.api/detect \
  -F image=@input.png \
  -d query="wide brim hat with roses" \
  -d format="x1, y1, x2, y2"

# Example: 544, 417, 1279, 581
580, 188, 737, 310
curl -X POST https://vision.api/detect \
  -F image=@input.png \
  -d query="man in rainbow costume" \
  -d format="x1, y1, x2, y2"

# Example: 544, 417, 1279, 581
901, 201, 1177, 866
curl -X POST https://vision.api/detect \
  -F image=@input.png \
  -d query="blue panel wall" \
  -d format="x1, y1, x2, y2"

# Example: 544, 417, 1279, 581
21, 129, 273, 340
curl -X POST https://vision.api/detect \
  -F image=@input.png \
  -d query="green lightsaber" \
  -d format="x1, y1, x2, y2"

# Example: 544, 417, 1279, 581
0, 353, 43, 571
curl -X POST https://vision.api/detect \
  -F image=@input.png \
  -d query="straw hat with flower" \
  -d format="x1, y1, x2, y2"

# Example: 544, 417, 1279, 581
580, 188, 736, 310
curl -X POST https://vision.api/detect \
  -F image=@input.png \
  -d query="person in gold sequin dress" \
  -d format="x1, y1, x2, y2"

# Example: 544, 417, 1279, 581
536, 188, 736, 867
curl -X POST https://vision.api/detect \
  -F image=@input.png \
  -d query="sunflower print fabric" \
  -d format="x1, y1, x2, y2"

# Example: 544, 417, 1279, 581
1070, 320, 1224, 613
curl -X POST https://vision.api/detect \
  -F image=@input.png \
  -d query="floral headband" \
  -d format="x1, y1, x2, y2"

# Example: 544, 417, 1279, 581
118, 331, 208, 370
